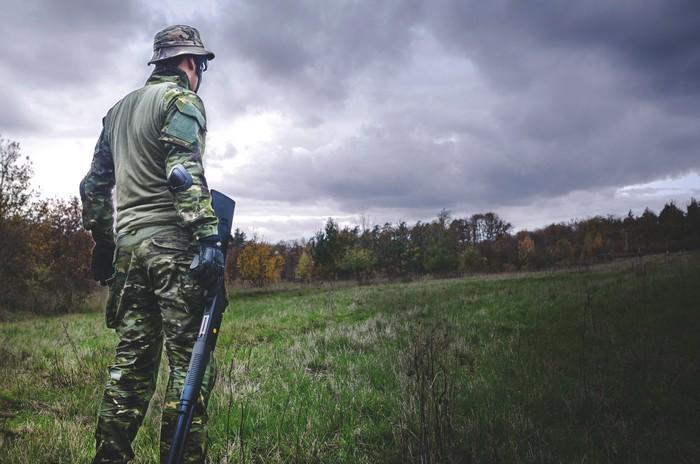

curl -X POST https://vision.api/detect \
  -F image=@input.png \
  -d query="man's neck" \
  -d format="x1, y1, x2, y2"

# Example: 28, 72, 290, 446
146, 66, 190, 89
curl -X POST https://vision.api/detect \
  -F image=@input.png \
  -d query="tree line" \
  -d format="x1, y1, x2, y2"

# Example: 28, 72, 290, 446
231, 198, 700, 286
2, 135, 699, 312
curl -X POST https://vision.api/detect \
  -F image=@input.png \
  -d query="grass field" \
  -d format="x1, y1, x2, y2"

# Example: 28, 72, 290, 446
1, 252, 699, 463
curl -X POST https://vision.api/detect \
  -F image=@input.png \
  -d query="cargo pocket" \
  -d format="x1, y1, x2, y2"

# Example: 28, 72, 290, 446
150, 233, 203, 314
104, 247, 135, 329
151, 233, 191, 253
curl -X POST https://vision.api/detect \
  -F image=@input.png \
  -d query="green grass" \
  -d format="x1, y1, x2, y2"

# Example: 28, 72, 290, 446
2, 252, 700, 463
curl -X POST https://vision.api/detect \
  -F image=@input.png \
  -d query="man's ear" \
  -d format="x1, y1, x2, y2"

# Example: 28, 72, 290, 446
188, 56, 198, 72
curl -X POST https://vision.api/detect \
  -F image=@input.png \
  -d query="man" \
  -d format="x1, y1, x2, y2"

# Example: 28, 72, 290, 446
80, 25, 223, 463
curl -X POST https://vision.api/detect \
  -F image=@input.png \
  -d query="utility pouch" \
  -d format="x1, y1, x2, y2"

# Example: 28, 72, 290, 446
104, 246, 135, 329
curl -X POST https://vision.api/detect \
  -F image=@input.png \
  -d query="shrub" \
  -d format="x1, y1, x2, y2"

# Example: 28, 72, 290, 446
338, 247, 376, 283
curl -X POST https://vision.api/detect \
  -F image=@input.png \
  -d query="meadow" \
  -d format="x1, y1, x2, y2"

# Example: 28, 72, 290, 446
1, 252, 699, 463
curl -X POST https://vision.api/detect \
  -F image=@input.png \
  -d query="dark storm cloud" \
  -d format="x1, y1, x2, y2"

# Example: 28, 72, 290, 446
211, 0, 423, 100
216, 0, 700, 215
422, 0, 700, 204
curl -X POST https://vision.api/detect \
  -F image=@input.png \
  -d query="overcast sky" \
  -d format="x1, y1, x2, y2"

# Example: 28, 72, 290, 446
2, 0, 699, 242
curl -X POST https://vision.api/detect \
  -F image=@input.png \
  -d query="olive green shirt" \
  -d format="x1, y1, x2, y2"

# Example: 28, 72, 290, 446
80, 71, 218, 243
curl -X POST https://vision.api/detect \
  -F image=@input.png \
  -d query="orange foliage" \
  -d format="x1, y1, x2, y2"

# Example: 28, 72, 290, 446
518, 234, 535, 266
236, 241, 285, 287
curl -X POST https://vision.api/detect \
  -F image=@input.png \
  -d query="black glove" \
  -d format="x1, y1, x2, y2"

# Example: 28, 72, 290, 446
91, 241, 115, 285
189, 235, 224, 292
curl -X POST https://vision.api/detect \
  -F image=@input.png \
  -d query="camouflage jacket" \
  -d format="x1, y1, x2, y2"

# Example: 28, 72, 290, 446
80, 70, 218, 244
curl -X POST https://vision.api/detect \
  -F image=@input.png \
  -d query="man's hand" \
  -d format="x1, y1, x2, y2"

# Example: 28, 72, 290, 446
91, 241, 115, 285
189, 235, 224, 291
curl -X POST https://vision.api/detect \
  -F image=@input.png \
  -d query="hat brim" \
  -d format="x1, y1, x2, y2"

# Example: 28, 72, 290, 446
148, 45, 215, 65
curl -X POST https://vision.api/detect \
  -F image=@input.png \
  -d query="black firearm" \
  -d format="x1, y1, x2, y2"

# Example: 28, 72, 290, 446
166, 190, 236, 464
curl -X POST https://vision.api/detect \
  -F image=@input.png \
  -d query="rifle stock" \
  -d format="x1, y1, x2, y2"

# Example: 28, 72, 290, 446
166, 190, 235, 464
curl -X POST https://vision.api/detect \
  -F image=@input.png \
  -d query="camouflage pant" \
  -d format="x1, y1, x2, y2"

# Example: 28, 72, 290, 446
93, 227, 216, 464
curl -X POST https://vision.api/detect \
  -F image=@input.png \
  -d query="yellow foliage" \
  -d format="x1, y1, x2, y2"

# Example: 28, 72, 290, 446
236, 241, 285, 287
518, 234, 535, 264
295, 249, 314, 282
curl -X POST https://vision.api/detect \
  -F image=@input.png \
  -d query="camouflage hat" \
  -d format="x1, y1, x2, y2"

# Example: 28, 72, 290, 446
148, 25, 215, 65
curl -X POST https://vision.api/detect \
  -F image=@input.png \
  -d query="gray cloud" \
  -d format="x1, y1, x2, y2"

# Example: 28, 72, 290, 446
2, 0, 699, 241
0, 93, 38, 132
211, 0, 423, 100
427, 0, 700, 95
1, 0, 153, 88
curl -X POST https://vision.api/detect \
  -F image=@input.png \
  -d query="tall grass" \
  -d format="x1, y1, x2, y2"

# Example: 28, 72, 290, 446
1, 252, 699, 462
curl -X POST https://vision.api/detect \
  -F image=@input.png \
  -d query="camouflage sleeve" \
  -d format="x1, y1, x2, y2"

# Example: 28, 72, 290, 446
80, 127, 115, 243
160, 90, 218, 241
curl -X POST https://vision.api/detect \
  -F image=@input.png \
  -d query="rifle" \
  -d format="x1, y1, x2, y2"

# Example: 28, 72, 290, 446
166, 189, 236, 464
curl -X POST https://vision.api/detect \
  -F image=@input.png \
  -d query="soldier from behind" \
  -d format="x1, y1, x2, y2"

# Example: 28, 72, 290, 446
80, 25, 223, 463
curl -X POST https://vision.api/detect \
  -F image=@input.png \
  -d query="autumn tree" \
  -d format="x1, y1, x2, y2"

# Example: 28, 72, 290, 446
580, 231, 604, 264
295, 248, 314, 283
237, 240, 285, 287
517, 233, 536, 269
29, 197, 93, 311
